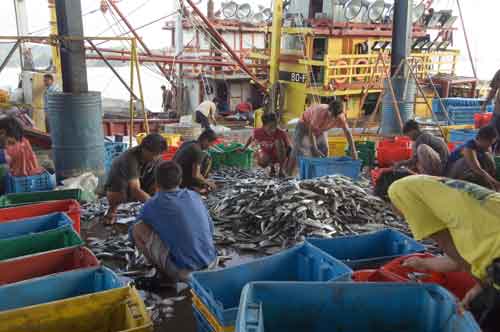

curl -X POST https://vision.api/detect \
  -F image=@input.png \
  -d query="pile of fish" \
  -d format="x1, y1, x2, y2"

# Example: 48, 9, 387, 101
81, 199, 143, 224
139, 290, 186, 324
208, 173, 406, 252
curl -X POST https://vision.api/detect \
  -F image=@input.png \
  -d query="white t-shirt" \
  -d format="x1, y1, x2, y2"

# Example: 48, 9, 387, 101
196, 101, 216, 118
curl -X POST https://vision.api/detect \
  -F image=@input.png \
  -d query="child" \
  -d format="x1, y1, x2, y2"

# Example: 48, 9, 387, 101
0, 116, 43, 177
239, 113, 291, 177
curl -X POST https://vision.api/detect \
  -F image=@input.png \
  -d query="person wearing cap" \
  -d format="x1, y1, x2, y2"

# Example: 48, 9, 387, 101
103, 133, 167, 225
375, 171, 500, 332
287, 99, 358, 175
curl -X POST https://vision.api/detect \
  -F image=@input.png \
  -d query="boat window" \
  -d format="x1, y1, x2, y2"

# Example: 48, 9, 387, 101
312, 38, 328, 60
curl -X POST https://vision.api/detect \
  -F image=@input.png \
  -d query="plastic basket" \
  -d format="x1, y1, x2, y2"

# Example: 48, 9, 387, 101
376, 137, 412, 167
189, 243, 352, 330
5, 171, 56, 194
161, 146, 179, 161
299, 157, 362, 180
0, 226, 83, 261
104, 141, 128, 174
236, 282, 479, 332
381, 253, 477, 300
0, 212, 73, 240
0, 246, 98, 286
441, 125, 474, 141
448, 129, 477, 144
0, 284, 152, 332
370, 167, 392, 185
208, 143, 254, 170
346, 140, 376, 168
327, 137, 347, 157
307, 229, 425, 270
136, 132, 182, 147
0, 200, 81, 233
352, 269, 406, 282
495, 156, 500, 180
0, 189, 91, 208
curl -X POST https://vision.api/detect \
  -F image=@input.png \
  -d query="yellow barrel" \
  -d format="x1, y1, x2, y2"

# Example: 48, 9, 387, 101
0, 285, 153, 332
327, 136, 348, 157
136, 132, 182, 147
254, 108, 264, 128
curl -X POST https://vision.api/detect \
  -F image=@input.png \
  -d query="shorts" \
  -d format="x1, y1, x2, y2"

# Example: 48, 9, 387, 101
195, 111, 210, 130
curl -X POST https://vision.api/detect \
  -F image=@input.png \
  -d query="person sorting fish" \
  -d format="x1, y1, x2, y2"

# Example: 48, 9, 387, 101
238, 113, 291, 177
395, 120, 449, 176
288, 98, 358, 174
375, 171, 500, 331
173, 129, 218, 192
130, 161, 217, 282
446, 126, 499, 190
481, 68, 500, 142
103, 133, 167, 225
194, 99, 217, 130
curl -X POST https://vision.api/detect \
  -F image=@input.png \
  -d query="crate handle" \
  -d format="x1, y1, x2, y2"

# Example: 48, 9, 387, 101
243, 302, 261, 331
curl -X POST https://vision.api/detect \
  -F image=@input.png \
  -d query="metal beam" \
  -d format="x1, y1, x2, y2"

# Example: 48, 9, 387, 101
55, 0, 88, 93
87, 40, 139, 101
390, 0, 412, 77
184, 0, 267, 92
0, 41, 20, 74
106, 0, 173, 84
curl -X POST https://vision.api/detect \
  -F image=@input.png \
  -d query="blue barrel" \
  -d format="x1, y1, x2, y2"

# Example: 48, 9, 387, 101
381, 77, 416, 135
47, 92, 105, 181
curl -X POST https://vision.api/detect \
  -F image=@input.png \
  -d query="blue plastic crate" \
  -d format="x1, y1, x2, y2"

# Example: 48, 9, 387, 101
5, 171, 56, 194
299, 157, 362, 180
449, 129, 478, 144
0, 266, 123, 312
104, 141, 128, 174
189, 243, 352, 329
193, 305, 215, 332
236, 282, 480, 332
0, 212, 73, 240
306, 229, 425, 270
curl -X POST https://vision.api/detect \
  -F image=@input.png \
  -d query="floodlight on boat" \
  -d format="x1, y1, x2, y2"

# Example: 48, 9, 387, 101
221, 1, 238, 19
412, 1, 426, 23
251, 12, 265, 24
262, 8, 272, 22
343, 0, 363, 21
367, 0, 386, 22
236, 3, 252, 19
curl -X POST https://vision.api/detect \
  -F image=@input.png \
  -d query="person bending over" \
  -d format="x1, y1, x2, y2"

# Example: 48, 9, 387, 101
194, 99, 217, 130
173, 129, 217, 192
239, 112, 290, 177
130, 161, 217, 282
375, 171, 500, 332
103, 133, 167, 225
446, 126, 499, 190
396, 119, 449, 175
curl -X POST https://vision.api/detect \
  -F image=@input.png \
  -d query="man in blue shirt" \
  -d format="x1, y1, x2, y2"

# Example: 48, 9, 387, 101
43, 74, 59, 133
446, 126, 499, 190
130, 160, 217, 282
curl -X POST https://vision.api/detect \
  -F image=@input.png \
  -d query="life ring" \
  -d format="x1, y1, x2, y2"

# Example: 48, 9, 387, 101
353, 58, 369, 81
334, 60, 348, 84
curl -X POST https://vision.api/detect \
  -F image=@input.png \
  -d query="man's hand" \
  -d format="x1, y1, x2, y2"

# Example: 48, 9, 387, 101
312, 147, 325, 158
236, 147, 246, 153
402, 257, 430, 271
205, 180, 217, 191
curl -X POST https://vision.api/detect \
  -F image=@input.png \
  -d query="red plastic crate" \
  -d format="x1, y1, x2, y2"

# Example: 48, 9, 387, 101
474, 113, 493, 129
0, 199, 81, 233
447, 142, 456, 152
381, 253, 477, 299
352, 269, 406, 282
377, 137, 413, 167
370, 167, 392, 185
161, 146, 179, 161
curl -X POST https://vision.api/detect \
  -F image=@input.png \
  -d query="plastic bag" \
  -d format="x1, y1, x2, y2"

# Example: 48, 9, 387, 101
57, 172, 98, 201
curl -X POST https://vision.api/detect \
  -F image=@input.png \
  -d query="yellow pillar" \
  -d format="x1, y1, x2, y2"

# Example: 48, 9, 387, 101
269, 0, 283, 85
48, 0, 62, 84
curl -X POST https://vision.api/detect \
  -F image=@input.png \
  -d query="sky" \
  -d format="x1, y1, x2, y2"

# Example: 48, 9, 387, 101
0, 0, 499, 80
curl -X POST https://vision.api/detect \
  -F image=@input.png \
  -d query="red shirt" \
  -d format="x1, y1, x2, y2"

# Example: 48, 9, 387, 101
6, 138, 44, 177
253, 128, 290, 155
236, 102, 253, 113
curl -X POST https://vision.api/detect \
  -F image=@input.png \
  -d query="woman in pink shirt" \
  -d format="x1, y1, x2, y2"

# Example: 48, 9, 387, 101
0, 116, 44, 177
288, 99, 357, 174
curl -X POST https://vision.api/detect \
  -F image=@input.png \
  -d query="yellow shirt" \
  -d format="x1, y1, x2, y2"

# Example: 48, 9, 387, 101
388, 175, 500, 281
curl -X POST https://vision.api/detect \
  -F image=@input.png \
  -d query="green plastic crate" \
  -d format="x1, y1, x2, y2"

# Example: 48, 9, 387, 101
208, 143, 253, 170
0, 189, 93, 208
347, 141, 376, 168
0, 226, 83, 261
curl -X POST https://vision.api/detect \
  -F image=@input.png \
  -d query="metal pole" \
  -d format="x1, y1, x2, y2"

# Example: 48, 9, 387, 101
87, 39, 139, 100
129, 40, 136, 147
175, 2, 184, 115
13, 0, 29, 69
133, 43, 149, 134
184, 0, 267, 92
390, 0, 412, 77
106, 0, 172, 84
456, 0, 477, 79
269, 0, 283, 85
55, 0, 88, 93
0, 41, 20, 74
